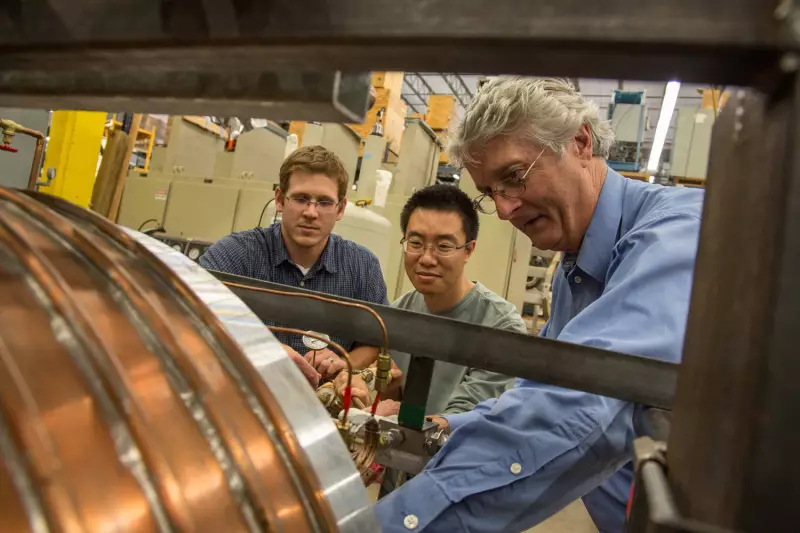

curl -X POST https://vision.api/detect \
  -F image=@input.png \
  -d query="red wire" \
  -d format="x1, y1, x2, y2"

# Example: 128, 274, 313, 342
343, 387, 353, 420
371, 392, 381, 416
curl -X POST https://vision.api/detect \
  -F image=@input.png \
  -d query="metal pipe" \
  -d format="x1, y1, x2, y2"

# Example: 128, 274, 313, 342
26, 134, 45, 190
0, 120, 46, 190
219, 273, 679, 409
223, 280, 390, 355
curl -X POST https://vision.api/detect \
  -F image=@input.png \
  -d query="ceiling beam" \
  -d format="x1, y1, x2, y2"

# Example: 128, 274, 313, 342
455, 74, 474, 98
401, 94, 422, 114
403, 73, 430, 114
441, 73, 471, 109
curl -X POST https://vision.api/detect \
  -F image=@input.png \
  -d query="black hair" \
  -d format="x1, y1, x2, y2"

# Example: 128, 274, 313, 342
400, 183, 479, 242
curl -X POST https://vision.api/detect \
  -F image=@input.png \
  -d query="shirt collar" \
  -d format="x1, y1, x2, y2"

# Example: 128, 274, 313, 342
575, 166, 625, 282
267, 222, 338, 274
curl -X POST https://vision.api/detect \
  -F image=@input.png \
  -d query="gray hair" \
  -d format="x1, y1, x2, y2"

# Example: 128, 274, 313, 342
449, 77, 615, 166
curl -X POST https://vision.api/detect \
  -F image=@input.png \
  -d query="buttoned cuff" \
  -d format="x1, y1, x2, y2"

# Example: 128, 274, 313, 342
444, 410, 483, 433
374, 471, 455, 532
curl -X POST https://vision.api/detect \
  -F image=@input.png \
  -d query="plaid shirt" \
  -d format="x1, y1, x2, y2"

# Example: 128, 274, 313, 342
200, 222, 388, 353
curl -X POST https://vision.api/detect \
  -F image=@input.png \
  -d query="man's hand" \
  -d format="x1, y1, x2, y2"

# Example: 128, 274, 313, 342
428, 415, 451, 435
282, 344, 321, 388
304, 348, 348, 380
333, 371, 371, 409
375, 399, 401, 417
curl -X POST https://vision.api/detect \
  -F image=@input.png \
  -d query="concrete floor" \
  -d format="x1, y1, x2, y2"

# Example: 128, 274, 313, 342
528, 501, 598, 533
369, 484, 598, 532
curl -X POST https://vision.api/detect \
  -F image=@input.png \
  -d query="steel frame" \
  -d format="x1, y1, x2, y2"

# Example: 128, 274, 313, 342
216, 272, 678, 409
402, 74, 430, 114
441, 74, 471, 110
3, 1, 799, 530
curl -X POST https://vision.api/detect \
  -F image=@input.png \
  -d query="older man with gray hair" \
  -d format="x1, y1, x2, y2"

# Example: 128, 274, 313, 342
375, 77, 704, 532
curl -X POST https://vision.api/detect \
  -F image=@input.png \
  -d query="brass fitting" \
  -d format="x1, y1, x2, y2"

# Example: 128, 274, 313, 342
336, 419, 353, 449
0, 119, 21, 145
374, 350, 392, 393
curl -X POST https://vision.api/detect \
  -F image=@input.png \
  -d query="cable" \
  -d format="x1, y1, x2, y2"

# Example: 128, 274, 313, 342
143, 226, 166, 236
138, 218, 159, 231
371, 392, 381, 416
268, 326, 355, 426
257, 198, 275, 227
223, 281, 390, 354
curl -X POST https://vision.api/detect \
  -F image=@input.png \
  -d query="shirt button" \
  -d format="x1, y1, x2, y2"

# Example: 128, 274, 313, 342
574, 275, 582, 284
510, 462, 522, 475
404, 514, 419, 530
300, 281, 305, 287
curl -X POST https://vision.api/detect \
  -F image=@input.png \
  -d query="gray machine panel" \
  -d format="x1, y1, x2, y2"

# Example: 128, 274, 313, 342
230, 128, 287, 182
117, 177, 173, 231
163, 181, 239, 242
232, 186, 279, 232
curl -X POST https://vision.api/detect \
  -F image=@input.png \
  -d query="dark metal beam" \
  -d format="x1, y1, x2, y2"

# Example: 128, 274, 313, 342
0, 70, 372, 122
0, 1, 790, 87
214, 272, 679, 409
668, 79, 800, 530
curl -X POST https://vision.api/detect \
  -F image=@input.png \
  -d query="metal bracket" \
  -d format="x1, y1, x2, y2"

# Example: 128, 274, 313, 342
373, 419, 443, 475
627, 437, 743, 533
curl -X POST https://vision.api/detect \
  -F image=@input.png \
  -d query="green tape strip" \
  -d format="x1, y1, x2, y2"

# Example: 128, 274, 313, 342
398, 402, 426, 430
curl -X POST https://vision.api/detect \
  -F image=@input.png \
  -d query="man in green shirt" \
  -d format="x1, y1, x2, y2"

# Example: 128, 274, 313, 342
376, 183, 527, 413
375, 183, 527, 494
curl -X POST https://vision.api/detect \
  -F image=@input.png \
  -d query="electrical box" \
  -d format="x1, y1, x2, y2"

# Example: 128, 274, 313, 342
611, 103, 645, 143
117, 176, 173, 231
232, 184, 279, 232
671, 108, 714, 180
229, 126, 287, 181
162, 181, 239, 241
161, 118, 224, 176
392, 120, 439, 195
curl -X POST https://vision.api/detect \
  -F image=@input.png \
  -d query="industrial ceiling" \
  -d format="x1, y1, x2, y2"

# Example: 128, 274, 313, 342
401, 74, 710, 149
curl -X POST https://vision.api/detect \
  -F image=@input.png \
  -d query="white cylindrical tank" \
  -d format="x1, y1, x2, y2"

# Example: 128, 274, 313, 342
334, 202, 393, 274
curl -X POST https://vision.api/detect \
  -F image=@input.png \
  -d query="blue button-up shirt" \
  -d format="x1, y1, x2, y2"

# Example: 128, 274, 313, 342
375, 167, 704, 533
199, 223, 388, 353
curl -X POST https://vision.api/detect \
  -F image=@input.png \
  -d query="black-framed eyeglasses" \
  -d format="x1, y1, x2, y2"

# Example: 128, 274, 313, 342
471, 148, 545, 214
401, 238, 471, 257
286, 195, 340, 214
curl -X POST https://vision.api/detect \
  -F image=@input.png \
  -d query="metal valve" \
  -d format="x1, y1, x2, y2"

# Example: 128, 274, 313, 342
375, 350, 392, 393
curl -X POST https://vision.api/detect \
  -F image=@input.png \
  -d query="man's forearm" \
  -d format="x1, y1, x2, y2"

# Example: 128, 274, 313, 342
349, 345, 380, 369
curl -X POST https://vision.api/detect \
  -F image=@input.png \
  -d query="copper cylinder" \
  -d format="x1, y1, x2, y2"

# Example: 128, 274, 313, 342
0, 187, 377, 533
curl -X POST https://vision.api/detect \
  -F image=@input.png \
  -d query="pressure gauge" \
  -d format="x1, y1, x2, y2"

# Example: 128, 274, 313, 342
302, 331, 330, 351
187, 247, 201, 261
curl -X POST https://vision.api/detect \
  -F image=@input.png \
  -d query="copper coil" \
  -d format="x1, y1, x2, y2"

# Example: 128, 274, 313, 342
0, 187, 376, 533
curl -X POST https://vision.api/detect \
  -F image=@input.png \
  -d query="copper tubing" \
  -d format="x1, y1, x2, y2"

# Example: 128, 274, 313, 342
222, 281, 390, 356
0, 120, 45, 190
0, 187, 342, 533
18, 127, 45, 190
268, 327, 357, 423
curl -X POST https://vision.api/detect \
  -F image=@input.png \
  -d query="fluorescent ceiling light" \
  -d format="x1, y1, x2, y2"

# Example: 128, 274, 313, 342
647, 81, 681, 172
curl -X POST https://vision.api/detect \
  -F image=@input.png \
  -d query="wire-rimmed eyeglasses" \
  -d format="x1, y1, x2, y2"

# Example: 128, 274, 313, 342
471, 148, 545, 214
286, 195, 340, 214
